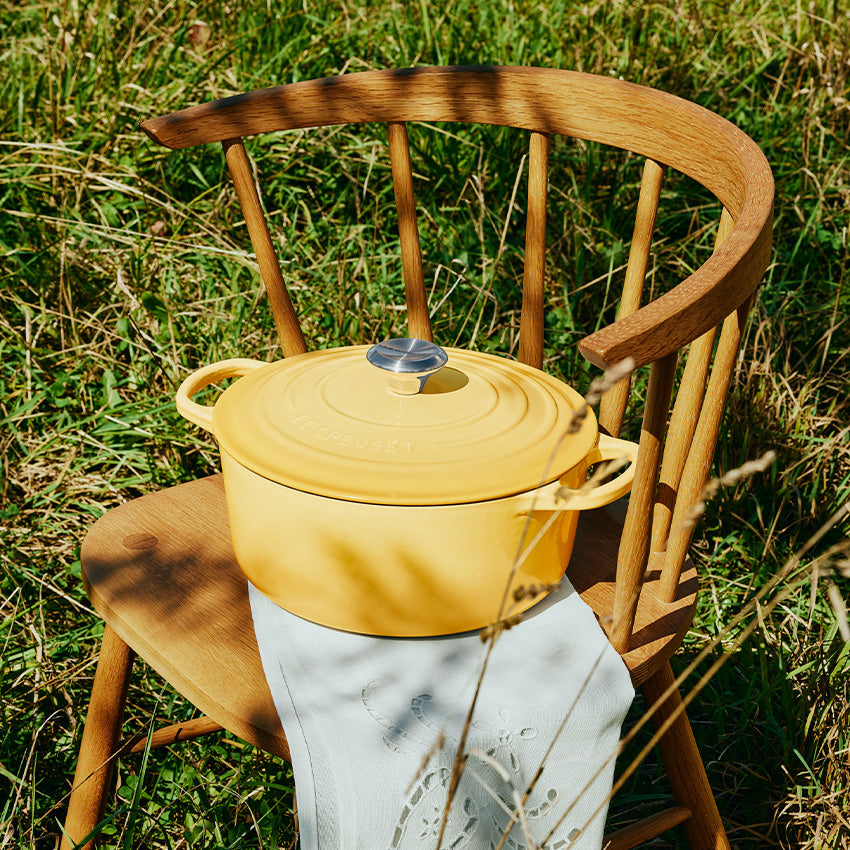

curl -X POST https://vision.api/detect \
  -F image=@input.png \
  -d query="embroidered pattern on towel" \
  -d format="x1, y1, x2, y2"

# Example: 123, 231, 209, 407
366, 677, 566, 849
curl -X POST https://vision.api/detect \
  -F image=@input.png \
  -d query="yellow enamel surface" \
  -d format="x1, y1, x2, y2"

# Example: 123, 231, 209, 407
212, 345, 598, 505
221, 449, 584, 636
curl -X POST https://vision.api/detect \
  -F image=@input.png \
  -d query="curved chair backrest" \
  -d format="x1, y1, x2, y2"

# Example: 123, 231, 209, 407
141, 65, 773, 656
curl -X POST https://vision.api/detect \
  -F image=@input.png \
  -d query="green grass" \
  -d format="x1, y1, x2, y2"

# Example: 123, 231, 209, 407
1, 0, 849, 847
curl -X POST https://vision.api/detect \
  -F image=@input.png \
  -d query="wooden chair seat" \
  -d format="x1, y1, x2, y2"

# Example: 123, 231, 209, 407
81, 476, 287, 758
81, 475, 697, 759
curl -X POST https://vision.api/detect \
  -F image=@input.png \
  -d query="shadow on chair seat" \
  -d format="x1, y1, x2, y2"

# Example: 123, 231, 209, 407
82, 475, 288, 758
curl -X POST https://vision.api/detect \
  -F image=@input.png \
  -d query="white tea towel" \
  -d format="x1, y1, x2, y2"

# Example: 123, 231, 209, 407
249, 576, 634, 850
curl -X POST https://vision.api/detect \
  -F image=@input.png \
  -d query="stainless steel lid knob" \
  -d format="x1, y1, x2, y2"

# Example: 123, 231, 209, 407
366, 338, 448, 395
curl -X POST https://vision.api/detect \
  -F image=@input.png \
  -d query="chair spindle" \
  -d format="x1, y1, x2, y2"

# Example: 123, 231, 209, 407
222, 138, 307, 357
598, 158, 665, 436
651, 208, 735, 552
660, 295, 751, 602
611, 351, 677, 653
387, 122, 432, 342
650, 327, 717, 553
518, 131, 549, 369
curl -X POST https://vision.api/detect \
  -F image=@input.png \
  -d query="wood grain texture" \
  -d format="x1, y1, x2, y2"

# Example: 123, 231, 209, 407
611, 353, 677, 654
61, 626, 135, 850
714, 205, 736, 249
141, 67, 760, 215
602, 805, 692, 849
142, 66, 772, 369
387, 122, 431, 341
660, 299, 749, 601
598, 158, 664, 436
568, 500, 698, 687
642, 663, 732, 848
650, 327, 716, 552
81, 476, 289, 760
222, 139, 307, 357
124, 716, 225, 754
518, 131, 548, 369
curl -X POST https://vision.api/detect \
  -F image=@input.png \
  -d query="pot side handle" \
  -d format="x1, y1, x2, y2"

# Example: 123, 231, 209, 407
176, 359, 266, 434
518, 433, 639, 513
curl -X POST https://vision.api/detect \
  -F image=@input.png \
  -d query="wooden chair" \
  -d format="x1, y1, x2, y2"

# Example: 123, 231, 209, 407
62, 66, 773, 849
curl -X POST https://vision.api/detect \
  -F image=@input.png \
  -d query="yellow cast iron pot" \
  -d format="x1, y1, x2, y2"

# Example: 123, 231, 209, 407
176, 341, 638, 636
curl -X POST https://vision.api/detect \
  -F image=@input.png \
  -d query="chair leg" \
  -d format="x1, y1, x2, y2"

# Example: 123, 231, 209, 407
641, 661, 731, 850
62, 625, 135, 850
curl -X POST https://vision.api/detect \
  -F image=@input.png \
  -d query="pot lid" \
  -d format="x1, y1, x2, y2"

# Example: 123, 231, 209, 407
212, 342, 598, 505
